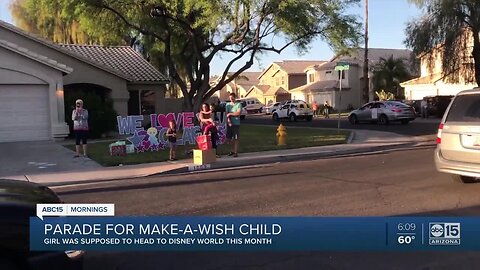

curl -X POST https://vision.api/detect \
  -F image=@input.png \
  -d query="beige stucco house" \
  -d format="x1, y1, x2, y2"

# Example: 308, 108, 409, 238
400, 45, 477, 100
245, 85, 291, 105
210, 71, 262, 100
258, 60, 327, 91
0, 20, 168, 142
290, 48, 413, 110
243, 60, 326, 104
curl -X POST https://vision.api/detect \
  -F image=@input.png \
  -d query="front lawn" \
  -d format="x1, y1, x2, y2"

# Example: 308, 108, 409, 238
66, 125, 350, 166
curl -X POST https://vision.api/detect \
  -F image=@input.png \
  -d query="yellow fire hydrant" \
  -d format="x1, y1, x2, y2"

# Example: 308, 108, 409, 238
276, 124, 287, 146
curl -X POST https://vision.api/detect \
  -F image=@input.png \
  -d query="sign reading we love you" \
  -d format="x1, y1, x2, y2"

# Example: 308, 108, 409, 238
116, 112, 227, 153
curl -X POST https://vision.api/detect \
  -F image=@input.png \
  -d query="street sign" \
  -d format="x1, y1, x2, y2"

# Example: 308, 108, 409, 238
335, 62, 350, 71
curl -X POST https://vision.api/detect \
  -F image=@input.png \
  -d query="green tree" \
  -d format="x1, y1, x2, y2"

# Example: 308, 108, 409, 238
81, 0, 362, 111
405, 0, 480, 85
372, 56, 411, 99
9, 0, 130, 45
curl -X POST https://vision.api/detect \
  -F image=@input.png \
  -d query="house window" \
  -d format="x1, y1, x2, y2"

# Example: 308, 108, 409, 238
128, 90, 156, 115
326, 70, 332, 75
281, 76, 285, 85
308, 74, 315, 83
338, 70, 345, 80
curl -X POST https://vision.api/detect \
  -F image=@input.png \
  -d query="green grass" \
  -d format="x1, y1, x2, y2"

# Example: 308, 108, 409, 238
66, 125, 350, 166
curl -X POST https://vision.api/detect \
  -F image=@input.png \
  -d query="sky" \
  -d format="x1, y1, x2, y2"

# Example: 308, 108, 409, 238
0, 0, 422, 76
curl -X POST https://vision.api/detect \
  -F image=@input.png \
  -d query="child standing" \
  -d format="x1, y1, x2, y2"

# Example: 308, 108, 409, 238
166, 120, 177, 161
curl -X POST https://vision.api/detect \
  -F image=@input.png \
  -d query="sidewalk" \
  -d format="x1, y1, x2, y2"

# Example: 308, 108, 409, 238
6, 130, 436, 187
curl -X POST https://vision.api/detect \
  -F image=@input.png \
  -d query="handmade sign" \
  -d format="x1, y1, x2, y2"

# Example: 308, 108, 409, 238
116, 112, 227, 153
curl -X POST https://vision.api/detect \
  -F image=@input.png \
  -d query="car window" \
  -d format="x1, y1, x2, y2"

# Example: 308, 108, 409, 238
386, 101, 409, 108
361, 103, 373, 110
299, 104, 305, 109
445, 94, 480, 122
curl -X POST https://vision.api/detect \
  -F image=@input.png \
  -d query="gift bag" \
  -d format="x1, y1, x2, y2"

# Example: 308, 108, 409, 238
196, 135, 212, 150
109, 141, 127, 156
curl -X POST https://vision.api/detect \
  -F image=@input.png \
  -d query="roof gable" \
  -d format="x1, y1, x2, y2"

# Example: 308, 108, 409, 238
0, 20, 168, 83
0, 39, 72, 74
60, 44, 168, 82
258, 60, 327, 79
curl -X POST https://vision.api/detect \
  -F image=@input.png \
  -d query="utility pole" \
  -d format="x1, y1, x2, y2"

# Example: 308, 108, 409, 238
363, 0, 371, 102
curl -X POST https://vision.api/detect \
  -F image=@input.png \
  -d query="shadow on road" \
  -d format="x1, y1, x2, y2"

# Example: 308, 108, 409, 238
56, 171, 298, 196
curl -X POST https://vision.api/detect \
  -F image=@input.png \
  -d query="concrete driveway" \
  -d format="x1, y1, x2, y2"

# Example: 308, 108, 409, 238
0, 141, 101, 179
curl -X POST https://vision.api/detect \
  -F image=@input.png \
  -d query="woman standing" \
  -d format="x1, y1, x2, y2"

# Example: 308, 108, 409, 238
72, 99, 89, 157
199, 103, 220, 157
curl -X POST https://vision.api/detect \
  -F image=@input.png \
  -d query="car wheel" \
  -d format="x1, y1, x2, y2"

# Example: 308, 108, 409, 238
401, 119, 409, 125
272, 113, 279, 122
452, 174, 478, 183
306, 115, 313, 122
289, 113, 297, 122
349, 114, 358, 125
378, 114, 389, 125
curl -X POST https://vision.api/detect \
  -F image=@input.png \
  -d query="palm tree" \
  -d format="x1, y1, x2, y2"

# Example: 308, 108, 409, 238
372, 56, 411, 99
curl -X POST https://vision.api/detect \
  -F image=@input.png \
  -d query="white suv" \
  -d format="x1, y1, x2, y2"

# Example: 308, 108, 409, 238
272, 100, 313, 122
434, 88, 480, 183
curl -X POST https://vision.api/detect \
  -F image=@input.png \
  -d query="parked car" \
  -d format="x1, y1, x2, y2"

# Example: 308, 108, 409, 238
264, 102, 281, 115
434, 88, 480, 183
348, 101, 416, 125
425, 95, 455, 117
403, 100, 422, 116
272, 100, 313, 122
0, 179, 83, 269
218, 101, 247, 120
236, 98, 264, 113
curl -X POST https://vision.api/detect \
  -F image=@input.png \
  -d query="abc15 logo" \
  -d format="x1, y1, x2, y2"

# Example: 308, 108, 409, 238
429, 223, 460, 239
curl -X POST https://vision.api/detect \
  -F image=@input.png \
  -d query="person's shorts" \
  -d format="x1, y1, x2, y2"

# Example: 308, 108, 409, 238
226, 125, 240, 140
74, 130, 88, 145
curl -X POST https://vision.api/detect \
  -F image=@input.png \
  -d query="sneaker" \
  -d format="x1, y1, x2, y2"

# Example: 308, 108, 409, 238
227, 152, 235, 156
232, 153, 238, 158
216, 155, 221, 158
73, 154, 80, 158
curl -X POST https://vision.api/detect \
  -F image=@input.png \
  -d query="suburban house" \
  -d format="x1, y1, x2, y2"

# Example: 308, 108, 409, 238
400, 42, 477, 100
0, 20, 168, 143
289, 48, 414, 110
210, 71, 262, 100
244, 85, 291, 105
245, 60, 326, 104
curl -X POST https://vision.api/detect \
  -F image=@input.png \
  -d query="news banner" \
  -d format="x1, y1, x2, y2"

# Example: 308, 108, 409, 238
30, 204, 475, 251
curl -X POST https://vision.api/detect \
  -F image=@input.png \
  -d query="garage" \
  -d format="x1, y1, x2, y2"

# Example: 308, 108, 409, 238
0, 85, 50, 142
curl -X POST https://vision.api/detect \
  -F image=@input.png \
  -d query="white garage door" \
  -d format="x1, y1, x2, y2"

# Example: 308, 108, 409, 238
0, 85, 50, 142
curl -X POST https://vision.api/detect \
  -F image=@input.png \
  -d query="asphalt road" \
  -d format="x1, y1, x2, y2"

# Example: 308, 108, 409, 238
243, 114, 440, 136
53, 148, 480, 270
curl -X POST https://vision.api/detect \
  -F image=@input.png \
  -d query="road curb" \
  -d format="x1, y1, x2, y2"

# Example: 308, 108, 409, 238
152, 141, 417, 177
46, 141, 436, 188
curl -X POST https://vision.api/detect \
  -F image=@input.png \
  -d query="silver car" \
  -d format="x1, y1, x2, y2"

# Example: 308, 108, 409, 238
264, 102, 281, 115
434, 88, 480, 183
348, 101, 416, 125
